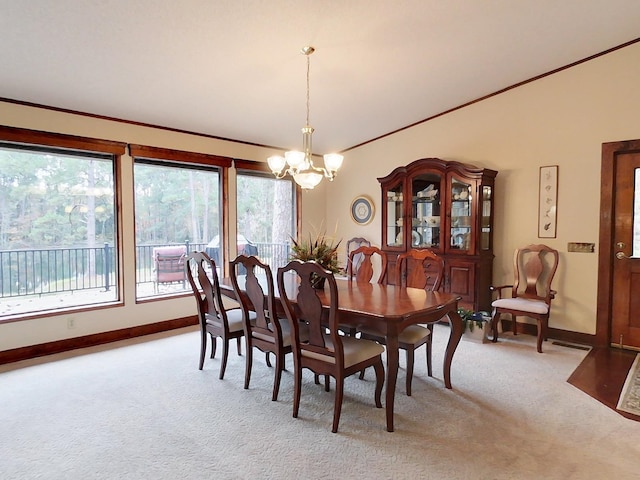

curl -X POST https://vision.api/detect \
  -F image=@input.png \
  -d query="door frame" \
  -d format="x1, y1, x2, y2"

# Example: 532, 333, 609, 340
596, 139, 640, 347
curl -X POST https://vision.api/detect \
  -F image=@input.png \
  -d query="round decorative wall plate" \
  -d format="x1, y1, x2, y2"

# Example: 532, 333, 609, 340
350, 195, 375, 225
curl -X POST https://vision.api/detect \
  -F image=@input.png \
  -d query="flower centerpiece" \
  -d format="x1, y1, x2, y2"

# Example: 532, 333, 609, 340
290, 232, 341, 288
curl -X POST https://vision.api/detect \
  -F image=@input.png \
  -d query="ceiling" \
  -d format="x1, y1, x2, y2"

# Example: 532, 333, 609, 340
2, 1, 640, 155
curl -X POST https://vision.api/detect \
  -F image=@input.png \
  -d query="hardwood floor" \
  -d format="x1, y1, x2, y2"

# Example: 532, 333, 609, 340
567, 346, 640, 422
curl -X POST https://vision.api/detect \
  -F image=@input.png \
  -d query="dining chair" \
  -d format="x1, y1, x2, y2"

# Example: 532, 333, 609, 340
359, 248, 445, 396
346, 245, 387, 284
489, 244, 559, 353
345, 236, 371, 277
342, 245, 388, 338
229, 254, 304, 401
185, 251, 246, 379
277, 260, 385, 433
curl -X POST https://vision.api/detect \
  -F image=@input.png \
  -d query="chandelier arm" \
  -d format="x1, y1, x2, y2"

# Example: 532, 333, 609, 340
307, 163, 334, 179
307, 162, 322, 174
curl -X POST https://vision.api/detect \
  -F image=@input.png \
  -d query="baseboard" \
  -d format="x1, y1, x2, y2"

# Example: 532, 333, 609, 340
0, 316, 198, 365
1, 316, 595, 366
499, 319, 595, 347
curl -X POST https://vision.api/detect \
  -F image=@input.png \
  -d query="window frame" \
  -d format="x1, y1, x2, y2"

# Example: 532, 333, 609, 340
0, 126, 126, 322
130, 144, 232, 300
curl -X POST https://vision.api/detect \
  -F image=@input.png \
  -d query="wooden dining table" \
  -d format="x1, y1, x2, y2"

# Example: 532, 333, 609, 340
221, 274, 463, 432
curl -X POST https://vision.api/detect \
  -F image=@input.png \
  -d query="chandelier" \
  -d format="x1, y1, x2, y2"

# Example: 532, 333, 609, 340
267, 46, 343, 190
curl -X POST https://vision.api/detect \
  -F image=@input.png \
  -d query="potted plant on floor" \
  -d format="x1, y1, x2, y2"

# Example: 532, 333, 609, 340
458, 308, 491, 343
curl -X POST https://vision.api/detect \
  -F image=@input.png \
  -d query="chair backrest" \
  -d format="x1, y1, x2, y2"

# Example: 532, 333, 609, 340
512, 244, 559, 305
346, 237, 371, 277
184, 251, 229, 330
154, 245, 187, 282
229, 254, 282, 339
277, 260, 343, 368
348, 245, 387, 284
396, 249, 444, 291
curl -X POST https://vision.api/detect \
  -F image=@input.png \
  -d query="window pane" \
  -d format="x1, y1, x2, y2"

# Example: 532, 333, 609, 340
0, 147, 117, 316
236, 173, 294, 269
134, 162, 220, 298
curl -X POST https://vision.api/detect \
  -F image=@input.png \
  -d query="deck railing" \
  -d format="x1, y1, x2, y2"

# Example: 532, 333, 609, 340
0, 241, 291, 299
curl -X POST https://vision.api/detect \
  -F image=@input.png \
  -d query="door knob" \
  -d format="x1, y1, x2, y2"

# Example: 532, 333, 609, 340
616, 251, 629, 260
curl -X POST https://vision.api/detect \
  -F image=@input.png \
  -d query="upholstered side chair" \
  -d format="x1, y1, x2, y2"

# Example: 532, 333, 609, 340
490, 244, 559, 353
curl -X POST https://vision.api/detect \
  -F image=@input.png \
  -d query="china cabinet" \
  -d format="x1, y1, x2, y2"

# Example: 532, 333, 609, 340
378, 158, 498, 311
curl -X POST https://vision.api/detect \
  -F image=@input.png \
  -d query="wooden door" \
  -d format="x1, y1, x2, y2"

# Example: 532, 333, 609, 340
611, 150, 640, 348
598, 140, 640, 350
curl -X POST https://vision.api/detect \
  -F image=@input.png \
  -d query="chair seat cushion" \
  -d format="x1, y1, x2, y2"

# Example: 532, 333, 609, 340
223, 308, 246, 332
206, 308, 254, 333
492, 297, 549, 315
398, 324, 431, 343
252, 318, 309, 347
302, 334, 385, 368
358, 324, 430, 345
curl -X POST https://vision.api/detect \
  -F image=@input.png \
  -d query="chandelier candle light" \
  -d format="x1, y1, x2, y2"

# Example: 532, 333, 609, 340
267, 46, 344, 190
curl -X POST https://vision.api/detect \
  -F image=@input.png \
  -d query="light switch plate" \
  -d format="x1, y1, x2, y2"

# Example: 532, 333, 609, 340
567, 242, 595, 253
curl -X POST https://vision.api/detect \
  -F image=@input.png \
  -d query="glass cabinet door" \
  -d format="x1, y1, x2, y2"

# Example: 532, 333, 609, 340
481, 185, 492, 250
412, 173, 441, 249
450, 178, 472, 252
385, 180, 404, 248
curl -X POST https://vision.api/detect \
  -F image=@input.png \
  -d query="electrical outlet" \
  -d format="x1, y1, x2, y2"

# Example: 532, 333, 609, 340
567, 242, 595, 253
67, 318, 75, 329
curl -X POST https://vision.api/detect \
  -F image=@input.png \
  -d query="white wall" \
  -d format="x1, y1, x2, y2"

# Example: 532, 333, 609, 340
325, 41, 640, 335
1, 41, 639, 351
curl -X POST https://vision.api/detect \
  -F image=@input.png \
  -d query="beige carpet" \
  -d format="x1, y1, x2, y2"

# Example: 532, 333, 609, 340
1, 325, 639, 480
617, 354, 640, 416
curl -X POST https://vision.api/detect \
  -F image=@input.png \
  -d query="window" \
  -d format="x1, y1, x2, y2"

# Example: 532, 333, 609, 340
131, 145, 230, 299
0, 126, 124, 318
236, 165, 296, 270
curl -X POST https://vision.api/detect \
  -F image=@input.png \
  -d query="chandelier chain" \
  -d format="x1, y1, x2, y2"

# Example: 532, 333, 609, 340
306, 53, 311, 127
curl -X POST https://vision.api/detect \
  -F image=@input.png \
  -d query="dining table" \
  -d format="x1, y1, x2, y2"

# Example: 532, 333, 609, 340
221, 274, 463, 432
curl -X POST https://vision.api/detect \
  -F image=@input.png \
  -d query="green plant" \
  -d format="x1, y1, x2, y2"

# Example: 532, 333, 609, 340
458, 308, 489, 333
290, 232, 342, 273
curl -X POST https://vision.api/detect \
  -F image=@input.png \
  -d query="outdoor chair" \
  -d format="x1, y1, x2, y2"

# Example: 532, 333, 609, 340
153, 245, 187, 293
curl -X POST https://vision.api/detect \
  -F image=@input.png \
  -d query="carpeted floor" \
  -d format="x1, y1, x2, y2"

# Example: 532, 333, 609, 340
1, 325, 639, 480
617, 354, 640, 416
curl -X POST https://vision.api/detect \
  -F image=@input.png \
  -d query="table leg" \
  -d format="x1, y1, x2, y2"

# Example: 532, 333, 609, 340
385, 334, 399, 432
443, 309, 463, 389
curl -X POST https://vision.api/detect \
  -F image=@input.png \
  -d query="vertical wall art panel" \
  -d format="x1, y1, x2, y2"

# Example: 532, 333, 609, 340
538, 165, 558, 238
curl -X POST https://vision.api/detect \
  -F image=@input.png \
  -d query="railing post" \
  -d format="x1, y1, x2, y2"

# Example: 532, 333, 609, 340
185, 239, 190, 255
104, 242, 111, 292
